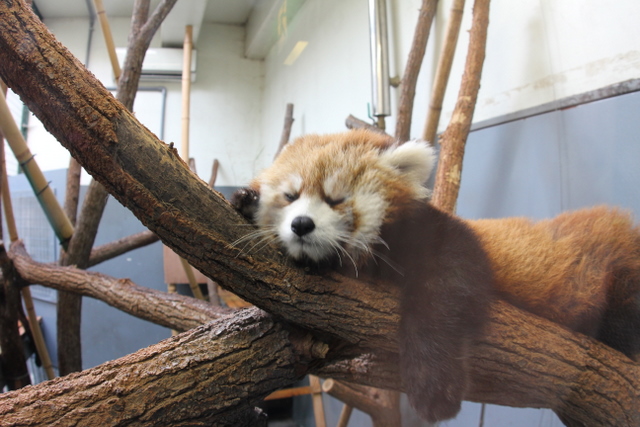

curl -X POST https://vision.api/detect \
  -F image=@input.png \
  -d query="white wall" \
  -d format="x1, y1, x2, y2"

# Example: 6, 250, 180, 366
16, 0, 640, 185
23, 17, 264, 187
393, 0, 640, 135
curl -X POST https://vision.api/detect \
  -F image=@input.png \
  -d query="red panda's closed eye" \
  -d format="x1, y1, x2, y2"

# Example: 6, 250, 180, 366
325, 196, 346, 207
284, 193, 299, 202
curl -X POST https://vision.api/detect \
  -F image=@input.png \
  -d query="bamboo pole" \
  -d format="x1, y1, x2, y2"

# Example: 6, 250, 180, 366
172, 25, 205, 302
423, 0, 466, 144
179, 257, 205, 300
0, 121, 54, 380
206, 158, 221, 306
431, 0, 491, 213
93, 0, 121, 81
0, 90, 74, 248
309, 375, 327, 427
19, 287, 55, 379
336, 404, 354, 427
181, 25, 193, 159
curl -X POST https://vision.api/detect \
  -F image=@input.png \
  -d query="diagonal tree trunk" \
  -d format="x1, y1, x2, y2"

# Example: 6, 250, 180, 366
56, 0, 178, 375
0, 1, 638, 425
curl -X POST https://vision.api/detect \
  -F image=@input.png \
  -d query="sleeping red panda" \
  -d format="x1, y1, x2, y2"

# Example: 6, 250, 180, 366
231, 128, 640, 422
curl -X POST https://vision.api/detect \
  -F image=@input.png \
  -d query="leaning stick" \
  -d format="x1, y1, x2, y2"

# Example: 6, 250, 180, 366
395, 0, 439, 142
180, 257, 205, 300
431, 0, 490, 213
274, 103, 295, 159
93, 0, 121, 81
423, 0, 466, 144
209, 159, 219, 188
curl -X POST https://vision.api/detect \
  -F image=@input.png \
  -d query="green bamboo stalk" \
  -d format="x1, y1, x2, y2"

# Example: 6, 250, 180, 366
0, 89, 74, 248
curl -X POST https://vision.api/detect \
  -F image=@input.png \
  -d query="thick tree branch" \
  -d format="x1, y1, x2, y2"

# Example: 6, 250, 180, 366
0, 1, 638, 425
10, 241, 229, 332
6, 240, 640, 425
0, 308, 294, 426
57, 0, 178, 374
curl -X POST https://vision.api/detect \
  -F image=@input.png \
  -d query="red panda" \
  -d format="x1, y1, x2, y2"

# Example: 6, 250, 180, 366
231, 128, 640, 422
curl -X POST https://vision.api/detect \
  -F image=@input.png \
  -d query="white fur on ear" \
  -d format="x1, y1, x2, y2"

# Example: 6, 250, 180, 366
380, 139, 436, 186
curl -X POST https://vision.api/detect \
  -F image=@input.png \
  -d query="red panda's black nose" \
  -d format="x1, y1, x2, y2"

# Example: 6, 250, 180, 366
291, 216, 315, 236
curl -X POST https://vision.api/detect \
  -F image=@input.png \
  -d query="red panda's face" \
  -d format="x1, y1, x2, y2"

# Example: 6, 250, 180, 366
250, 130, 435, 267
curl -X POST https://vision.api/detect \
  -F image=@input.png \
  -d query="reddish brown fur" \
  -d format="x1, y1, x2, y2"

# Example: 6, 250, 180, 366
232, 129, 640, 422
469, 207, 640, 343
252, 130, 425, 223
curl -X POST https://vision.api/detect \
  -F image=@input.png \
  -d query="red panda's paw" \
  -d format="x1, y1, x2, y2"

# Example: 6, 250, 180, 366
407, 368, 466, 423
231, 187, 260, 220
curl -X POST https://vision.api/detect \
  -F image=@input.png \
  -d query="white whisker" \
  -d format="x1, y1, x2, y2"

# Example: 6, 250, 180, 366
229, 225, 279, 257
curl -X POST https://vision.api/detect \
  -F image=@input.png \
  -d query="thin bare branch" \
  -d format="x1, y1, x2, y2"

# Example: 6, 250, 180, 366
431, 0, 490, 212
395, 0, 439, 142
87, 229, 159, 268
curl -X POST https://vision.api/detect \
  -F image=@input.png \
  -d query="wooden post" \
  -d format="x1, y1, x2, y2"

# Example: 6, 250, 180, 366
423, 0, 466, 145
93, 0, 121, 81
309, 375, 327, 427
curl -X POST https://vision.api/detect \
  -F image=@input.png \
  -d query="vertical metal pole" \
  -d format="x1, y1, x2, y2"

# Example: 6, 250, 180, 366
368, 0, 391, 120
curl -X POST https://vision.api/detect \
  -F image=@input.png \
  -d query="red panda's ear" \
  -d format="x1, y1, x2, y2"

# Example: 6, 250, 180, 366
380, 140, 436, 188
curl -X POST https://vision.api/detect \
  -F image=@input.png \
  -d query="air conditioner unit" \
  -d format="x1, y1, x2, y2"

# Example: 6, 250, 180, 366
116, 47, 197, 82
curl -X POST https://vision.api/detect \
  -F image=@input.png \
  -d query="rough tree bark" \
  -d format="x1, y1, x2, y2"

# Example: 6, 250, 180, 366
0, 307, 296, 426
10, 241, 230, 332
56, 0, 178, 375
0, 1, 638, 425
4, 242, 639, 426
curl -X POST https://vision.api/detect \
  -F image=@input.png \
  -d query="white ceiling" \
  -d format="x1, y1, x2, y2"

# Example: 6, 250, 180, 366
34, 0, 257, 24
33, 0, 301, 59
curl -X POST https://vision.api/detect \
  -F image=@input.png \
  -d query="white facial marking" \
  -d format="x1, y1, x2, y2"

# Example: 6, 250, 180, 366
323, 173, 347, 202
351, 192, 387, 250
278, 195, 348, 261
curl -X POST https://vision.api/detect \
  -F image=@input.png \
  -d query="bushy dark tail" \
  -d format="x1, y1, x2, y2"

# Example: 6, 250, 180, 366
397, 217, 494, 422
399, 269, 491, 423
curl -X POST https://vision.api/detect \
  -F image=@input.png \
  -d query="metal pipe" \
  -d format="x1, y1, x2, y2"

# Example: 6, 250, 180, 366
84, 0, 96, 67
368, 0, 391, 118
